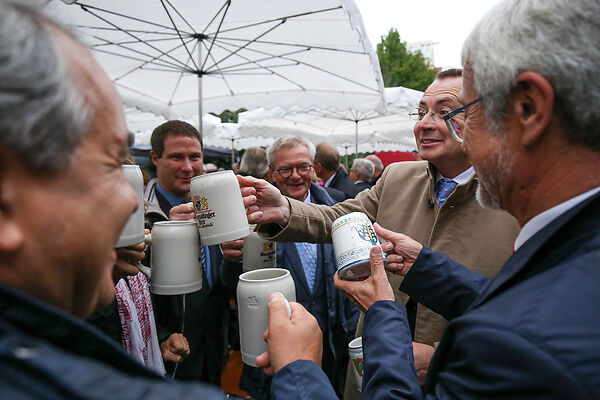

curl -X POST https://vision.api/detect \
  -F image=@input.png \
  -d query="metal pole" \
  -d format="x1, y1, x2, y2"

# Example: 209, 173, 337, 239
198, 43, 203, 149
354, 120, 358, 155
231, 138, 235, 167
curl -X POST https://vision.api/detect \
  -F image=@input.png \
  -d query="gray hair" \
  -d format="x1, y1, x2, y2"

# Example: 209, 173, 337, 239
463, 0, 600, 150
266, 135, 316, 165
239, 147, 269, 179
366, 154, 384, 170
351, 158, 374, 181
0, 1, 92, 171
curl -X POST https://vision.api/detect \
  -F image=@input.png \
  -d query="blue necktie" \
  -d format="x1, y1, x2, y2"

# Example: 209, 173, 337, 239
296, 242, 317, 292
436, 178, 457, 206
201, 246, 212, 287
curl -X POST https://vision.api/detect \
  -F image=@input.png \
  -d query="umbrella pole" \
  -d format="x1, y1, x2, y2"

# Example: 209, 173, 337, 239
355, 120, 358, 155
231, 138, 235, 167
198, 44, 203, 153
345, 146, 349, 170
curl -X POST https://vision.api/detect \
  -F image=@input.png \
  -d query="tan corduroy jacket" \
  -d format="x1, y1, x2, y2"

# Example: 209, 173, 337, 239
258, 161, 520, 398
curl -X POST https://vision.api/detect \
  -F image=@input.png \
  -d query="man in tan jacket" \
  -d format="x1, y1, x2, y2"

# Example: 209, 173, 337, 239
238, 68, 520, 397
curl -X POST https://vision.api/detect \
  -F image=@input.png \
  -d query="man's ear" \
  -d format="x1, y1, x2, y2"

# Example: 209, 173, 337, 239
0, 166, 25, 254
511, 71, 554, 147
150, 150, 160, 167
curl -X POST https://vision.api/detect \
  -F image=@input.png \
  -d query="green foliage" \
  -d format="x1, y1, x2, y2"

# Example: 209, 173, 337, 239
210, 108, 247, 123
377, 29, 437, 91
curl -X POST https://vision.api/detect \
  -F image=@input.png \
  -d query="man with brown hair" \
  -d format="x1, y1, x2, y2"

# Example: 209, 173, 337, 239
314, 142, 359, 199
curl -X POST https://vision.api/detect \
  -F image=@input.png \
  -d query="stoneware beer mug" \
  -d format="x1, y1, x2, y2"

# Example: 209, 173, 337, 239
331, 212, 385, 280
242, 224, 277, 272
116, 164, 145, 248
237, 268, 295, 366
348, 337, 364, 392
138, 221, 203, 295
190, 170, 249, 245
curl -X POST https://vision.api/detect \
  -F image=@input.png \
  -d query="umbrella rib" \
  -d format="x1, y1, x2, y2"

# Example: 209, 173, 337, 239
76, 25, 181, 37
206, 20, 286, 72
164, 0, 197, 34
200, 0, 231, 35
215, 37, 367, 55
93, 48, 186, 72
207, 38, 377, 93
75, 2, 192, 35
80, 6, 193, 71
94, 36, 186, 48
168, 40, 200, 104
199, 40, 236, 95
202, 38, 306, 90
160, 0, 199, 72
200, 0, 231, 73
205, 6, 342, 35
206, 47, 310, 73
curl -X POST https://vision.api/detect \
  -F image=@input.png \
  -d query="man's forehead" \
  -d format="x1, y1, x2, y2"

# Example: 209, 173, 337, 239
421, 78, 462, 103
274, 145, 311, 164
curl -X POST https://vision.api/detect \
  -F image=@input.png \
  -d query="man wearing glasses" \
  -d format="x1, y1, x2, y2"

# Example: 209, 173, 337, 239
237, 69, 520, 397
239, 135, 359, 399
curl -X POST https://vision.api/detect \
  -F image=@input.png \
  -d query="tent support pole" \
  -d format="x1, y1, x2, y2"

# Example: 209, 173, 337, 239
198, 43, 204, 153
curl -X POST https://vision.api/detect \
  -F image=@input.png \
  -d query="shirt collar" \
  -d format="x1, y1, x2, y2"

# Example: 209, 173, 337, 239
436, 167, 475, 185
514, 186, 600, 251
323, 174, 335, 187
303, 190, 312, 204
155, 183, 187, 208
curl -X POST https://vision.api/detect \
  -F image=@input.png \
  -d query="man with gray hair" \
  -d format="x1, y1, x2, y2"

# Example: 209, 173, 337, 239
349, 158, 374, 192
0, 3, 323, 399
253, 0, 600, 398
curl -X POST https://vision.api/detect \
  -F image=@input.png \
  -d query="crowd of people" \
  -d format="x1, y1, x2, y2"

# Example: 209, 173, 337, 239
1, 0, 599, 399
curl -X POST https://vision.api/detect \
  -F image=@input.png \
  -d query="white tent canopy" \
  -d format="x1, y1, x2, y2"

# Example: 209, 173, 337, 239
232, 86, 423, 154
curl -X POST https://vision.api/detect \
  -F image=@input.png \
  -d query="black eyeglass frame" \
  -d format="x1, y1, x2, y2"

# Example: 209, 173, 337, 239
443, 96, 484, 143
275, 164, 313, 178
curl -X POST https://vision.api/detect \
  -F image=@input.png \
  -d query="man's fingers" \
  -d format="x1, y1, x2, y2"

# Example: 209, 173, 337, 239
374, 223, 399, 243
370, 245, 385, 275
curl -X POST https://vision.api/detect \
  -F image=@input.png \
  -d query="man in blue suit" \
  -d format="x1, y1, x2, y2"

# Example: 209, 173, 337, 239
241, 0, 600, 398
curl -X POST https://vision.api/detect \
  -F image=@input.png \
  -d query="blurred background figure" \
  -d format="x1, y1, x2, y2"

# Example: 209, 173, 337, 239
239, 147, 270, 180
349, 157, 375, 192
366, 154, 385, 185
314, 142, 359, 200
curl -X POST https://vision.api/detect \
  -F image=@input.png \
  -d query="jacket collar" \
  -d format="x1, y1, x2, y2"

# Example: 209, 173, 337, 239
426, 162, 478, 208
0, 284, 160, 378
468, 191, 600, 310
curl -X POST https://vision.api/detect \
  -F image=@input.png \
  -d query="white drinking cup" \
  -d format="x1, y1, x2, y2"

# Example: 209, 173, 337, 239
242, 224, 276, 272
116, 165, 145, 248
331, 212, 386, 280
348, 337, 364, 392
237, 268, 295, 366
190, 170, 250, 245
137, 221, 203, 295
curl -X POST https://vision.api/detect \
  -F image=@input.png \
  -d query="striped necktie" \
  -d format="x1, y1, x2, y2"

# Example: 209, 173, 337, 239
295, 242, 317, 292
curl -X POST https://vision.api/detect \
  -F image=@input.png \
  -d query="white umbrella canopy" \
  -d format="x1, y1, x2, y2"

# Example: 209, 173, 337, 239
47, 0, 385, 129
234, 86, 423, 154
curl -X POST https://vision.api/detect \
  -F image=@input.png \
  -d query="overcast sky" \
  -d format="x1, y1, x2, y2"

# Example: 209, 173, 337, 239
353, 0, 502, 69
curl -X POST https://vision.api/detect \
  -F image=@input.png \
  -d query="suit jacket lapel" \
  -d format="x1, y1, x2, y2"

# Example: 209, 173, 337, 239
469, 192, 600, 310
282, 242, 311, 295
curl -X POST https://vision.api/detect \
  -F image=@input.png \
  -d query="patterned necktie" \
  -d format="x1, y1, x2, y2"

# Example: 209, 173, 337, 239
201, 246, 212, 287
436, 178, 457, 206
295, 242, 317, 292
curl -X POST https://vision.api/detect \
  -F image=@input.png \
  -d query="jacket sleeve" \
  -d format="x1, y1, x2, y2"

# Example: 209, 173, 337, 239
399, 246, 490, 320
271, 360, 339, 400
362, 301, 423, 400
362, 302, 590, 400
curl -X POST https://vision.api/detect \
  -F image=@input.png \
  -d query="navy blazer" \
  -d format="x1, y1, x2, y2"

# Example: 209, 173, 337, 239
329, 167, 360, 199
357, 192, 600, 399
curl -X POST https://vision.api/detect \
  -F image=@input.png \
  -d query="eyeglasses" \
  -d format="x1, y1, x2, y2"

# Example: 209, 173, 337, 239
443, 96, 484, 143
408, 108, 452, 122
275, 163, 312, 178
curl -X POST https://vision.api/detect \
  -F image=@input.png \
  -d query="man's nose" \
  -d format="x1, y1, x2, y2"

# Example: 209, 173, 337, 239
180, 158, 193, 171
